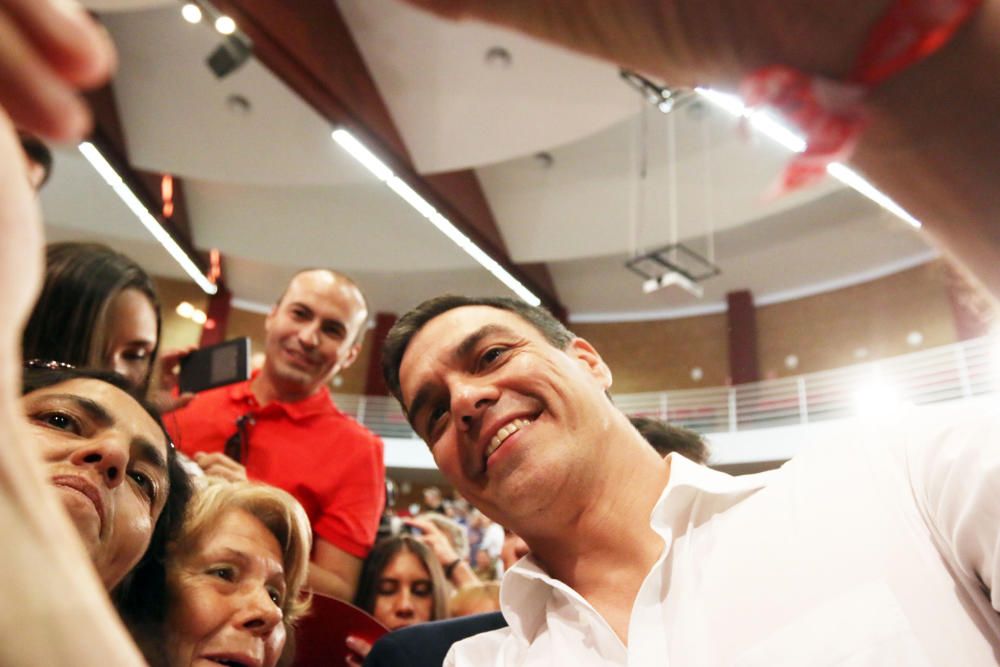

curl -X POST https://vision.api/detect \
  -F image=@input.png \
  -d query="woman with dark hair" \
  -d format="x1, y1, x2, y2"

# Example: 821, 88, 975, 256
21, 363, 192, 594
22, 242, 193, 406
347, 535, 449, 664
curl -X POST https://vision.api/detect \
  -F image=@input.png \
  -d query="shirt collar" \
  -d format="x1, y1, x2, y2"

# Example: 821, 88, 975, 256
228, 370, 337, 420
499, 453, 775, 641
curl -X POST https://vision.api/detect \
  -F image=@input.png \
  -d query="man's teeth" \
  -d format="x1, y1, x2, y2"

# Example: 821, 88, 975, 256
486, 418, 532, 458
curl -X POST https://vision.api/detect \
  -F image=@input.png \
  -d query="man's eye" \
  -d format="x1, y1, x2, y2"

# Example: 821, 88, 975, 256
480, 347, 507, 367
207, 566, 236, 582
427, 405, 448, 436
127, 469, 158, 504
34, 411, 82, 435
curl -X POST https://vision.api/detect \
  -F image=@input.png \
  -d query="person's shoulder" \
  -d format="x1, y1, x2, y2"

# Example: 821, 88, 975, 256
368, 614, 508, 667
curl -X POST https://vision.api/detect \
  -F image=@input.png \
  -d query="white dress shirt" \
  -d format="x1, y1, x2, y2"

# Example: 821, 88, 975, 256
445, 396, 1000, 666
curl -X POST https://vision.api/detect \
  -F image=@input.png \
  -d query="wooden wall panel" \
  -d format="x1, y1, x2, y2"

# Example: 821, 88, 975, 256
572, 314, 730, 393
756, 261, 958, 378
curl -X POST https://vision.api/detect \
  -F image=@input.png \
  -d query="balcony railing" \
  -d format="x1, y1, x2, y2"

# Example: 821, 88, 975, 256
334, 335, 999, 440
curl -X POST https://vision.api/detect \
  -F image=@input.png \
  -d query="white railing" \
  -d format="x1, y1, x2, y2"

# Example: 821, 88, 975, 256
335, 336, 999, 439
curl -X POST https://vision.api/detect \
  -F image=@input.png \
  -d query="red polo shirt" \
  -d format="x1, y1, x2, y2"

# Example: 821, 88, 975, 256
165, 375, 384, 558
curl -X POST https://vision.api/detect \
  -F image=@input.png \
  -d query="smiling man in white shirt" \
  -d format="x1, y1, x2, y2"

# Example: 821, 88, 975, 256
381, 294, 1000, 666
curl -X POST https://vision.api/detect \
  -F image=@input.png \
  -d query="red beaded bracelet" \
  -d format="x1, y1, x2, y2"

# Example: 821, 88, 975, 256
741, 0, 983, 194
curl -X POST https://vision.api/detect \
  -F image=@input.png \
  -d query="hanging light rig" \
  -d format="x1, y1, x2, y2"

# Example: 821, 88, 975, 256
620, 69, 720, 298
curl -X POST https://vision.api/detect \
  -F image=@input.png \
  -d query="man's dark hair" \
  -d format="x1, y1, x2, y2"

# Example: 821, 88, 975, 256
20, 133, 53, 188
382, 295, 573, 404
630, 415, 710, 464
20, 365, 193, 634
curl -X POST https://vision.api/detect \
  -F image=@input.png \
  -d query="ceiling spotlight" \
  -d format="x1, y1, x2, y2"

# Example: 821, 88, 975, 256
206, 33, 253, 79
642, 271, 704, 297
181, 2, 203, 23
627, 243, 719, 298
485, 46, 512, 68
214, 15, 237, 35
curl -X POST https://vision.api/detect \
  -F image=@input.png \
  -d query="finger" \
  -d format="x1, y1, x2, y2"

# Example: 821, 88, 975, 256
3, 0, 116, 88
0, 10, 90, 141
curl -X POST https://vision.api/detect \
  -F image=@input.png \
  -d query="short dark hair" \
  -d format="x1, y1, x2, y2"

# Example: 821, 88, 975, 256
20, 365, 193, 627
20, 133, 53, 188
382, 295, 574, 403
23, 243, 161, 393
630, 415, 710, 464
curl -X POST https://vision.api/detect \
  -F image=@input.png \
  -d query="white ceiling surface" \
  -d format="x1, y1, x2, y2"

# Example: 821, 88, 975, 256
337, 0, 642, 174
39, 4, 937, 321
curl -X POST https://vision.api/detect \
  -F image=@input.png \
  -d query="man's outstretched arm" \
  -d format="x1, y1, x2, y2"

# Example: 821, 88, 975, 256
399, 0, 1000, 304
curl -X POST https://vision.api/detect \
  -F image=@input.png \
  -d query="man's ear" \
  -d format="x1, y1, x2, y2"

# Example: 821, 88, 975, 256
567, 337, 613, 391
339, 343, 362, 371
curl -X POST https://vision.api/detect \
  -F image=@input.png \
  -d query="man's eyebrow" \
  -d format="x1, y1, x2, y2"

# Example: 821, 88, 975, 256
47, 394, 114, 427
405, 324, 517, 432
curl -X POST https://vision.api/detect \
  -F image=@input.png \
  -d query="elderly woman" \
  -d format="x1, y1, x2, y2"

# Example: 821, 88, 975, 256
21, 363, 192, 591
147, 479, 312, 667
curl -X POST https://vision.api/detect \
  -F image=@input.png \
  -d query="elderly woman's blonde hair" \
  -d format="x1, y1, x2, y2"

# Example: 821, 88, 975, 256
168, 479, 313, 623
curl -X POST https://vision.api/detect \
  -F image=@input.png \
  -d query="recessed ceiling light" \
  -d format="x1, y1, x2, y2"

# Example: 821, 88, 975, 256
907, 331, 924, 347
215, 15, 237, 35
181, 3, 202, 24
225, 94, 252, 115
485, 46, 512, 68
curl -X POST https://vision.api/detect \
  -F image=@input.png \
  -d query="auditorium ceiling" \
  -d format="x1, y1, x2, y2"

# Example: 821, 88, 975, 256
42, 0, 936, 320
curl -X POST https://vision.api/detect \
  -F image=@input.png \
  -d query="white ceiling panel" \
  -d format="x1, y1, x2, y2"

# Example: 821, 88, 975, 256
104, 7, 366, 187
338, 0, 639, 174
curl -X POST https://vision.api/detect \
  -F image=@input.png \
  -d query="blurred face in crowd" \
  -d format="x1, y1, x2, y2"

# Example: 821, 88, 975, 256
263, 270, 367, 397
373, 549, 434, 631
398, 306, 613, 530
166, 508, 287, 667
104, 287, 158, 387
23, 378, 170, 588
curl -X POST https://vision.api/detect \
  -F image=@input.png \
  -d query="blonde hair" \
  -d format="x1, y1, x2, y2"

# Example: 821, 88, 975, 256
448, 582, 501, 618
169, 479, 313, 623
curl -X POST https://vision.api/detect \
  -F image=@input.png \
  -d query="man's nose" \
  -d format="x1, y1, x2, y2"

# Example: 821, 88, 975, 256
453, 380, 496, 432
297, 321, 320, 348
69, 436, 129, 489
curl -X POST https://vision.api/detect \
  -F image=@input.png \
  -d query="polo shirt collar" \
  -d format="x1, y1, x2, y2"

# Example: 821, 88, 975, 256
228, 370, 337, 421
499, 453, 776, 641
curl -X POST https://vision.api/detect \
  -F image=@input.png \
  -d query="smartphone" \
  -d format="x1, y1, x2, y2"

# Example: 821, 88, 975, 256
178, 337, 251, 394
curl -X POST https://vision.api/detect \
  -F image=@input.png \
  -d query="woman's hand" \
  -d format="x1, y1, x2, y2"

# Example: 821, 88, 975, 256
344, 635, 371, 666
0, 0, 115, 141
405, 516, 459, 565
150, 346, 197, 413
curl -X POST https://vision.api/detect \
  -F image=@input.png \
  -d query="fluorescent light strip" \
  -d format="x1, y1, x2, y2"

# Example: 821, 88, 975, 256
78, 142, 218, 294
331, 129, 542, 306
694, 88, 921, 228
825, 163, 921, 228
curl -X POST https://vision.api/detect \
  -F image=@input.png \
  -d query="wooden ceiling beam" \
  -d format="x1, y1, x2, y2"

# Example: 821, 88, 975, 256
208, 0, 565, 318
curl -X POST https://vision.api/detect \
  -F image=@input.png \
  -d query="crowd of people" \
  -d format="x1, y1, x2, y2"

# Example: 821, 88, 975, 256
0, 0, 998, 665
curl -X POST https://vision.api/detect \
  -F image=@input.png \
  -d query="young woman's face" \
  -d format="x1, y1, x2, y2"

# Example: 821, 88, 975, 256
373, 550, 435, 630
23, 378, 171, 588
104, 287, 158, 387
166, 508, 288, 667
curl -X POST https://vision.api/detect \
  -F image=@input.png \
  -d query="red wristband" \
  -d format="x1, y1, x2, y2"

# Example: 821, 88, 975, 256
741, 0, 983, 194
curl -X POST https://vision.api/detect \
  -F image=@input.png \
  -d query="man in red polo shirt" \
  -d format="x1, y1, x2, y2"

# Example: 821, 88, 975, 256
166, 268, 384, 600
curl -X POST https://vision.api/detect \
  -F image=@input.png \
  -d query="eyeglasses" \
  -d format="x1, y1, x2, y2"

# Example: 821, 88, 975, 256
224, 413, 254, 464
